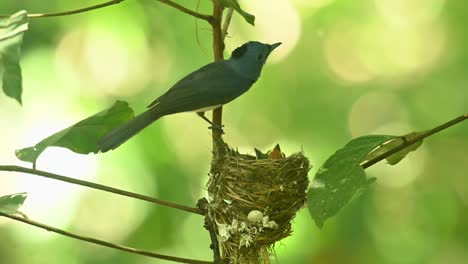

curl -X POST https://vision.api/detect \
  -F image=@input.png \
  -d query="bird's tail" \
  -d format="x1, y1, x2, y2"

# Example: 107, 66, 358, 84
97, 109, 162, 152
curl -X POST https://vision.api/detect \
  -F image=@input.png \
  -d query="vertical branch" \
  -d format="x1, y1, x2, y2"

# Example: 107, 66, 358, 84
212, 2, 224, 64
205, 4, 226, 264
260, 247, 271, 264
211, 1, 225, 146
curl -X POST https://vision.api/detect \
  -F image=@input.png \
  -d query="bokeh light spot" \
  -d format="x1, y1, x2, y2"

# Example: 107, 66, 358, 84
348, 91, 408, 137
378, 23, 446, 75
375, 0, 446, 28
324, 23, 374, 83
291, 0, 335, 18
228, 0, 302, 63
55, 19, 159, 97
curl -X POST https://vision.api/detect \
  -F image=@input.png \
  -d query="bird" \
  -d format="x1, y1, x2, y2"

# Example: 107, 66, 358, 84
97, 41, 281, 152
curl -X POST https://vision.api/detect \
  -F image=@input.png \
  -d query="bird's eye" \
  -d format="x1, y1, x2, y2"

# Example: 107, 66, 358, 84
257, 54, 263, 60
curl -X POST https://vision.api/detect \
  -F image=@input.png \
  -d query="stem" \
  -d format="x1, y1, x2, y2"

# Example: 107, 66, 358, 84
0, 212, 212, 264
157, 0, 213, 23
361, 113, 468, 169
221, 8, 234, 39
0, 165, 203, 215
0, 0, 126, 18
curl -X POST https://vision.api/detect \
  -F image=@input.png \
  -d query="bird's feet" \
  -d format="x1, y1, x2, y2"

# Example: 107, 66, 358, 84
197, 112, 225, 134
209, 124, 225, 134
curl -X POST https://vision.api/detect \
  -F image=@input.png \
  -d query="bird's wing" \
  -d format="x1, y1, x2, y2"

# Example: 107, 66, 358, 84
147, 61, 254, 115
148, 61, 220, 108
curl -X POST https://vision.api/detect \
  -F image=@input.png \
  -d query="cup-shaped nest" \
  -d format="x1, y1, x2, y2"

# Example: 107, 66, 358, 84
207, 144, 310, 263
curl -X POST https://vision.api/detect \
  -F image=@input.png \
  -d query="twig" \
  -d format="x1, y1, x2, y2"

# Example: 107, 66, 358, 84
0, 165, 203, 215
361, 113, 468, 169
0, 0, 126, 18
1, 0, 213, 22
194, 0, 209, 57
221, 8, 234, 40
157, 0, 213, 23
0, 212, 212, 264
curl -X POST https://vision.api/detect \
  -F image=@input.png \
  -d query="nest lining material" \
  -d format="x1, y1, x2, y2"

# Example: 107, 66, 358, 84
207, 143, 310, 263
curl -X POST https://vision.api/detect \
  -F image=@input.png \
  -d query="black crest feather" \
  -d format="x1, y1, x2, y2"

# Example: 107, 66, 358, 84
231, 43, 248, 59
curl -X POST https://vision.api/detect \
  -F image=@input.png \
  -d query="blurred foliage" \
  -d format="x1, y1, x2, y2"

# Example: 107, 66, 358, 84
0, 10, 28, 104
215, 0, 255, 25
15, 100, 134, 165
0, 192, 27, 214
0, 0, 467, 264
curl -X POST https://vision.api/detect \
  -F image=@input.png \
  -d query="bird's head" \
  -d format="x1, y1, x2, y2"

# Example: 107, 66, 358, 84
229, 41, 281, 81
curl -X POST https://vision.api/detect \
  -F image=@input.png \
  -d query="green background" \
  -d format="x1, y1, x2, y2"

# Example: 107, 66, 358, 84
1, 0, 467, 263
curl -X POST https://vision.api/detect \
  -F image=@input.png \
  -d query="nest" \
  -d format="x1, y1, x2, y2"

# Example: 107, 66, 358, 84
206, 142, 310, 263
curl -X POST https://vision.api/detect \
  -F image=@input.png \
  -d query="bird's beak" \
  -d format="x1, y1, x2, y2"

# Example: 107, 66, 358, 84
269, 42, 282, 51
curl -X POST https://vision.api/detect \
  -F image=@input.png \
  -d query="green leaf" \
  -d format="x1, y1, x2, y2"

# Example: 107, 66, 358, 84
308, 135, 396, 228
15, 101, 134, 164
0, 192, 28, 214
216, 0, 255, 26
0, 10, 29, 104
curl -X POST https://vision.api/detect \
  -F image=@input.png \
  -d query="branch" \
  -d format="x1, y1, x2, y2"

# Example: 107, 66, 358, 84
362, 113, 468, 169
0, 165, 203, 215
205, 4, 226, 264
1, 0, 213, 22
156, 0, 213, 23
211, 1, 225, 145
0, 212, 212, 264
0, 0, 126, 18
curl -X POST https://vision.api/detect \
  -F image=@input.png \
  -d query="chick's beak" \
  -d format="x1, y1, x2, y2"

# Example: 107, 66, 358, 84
269, 42, 282, 51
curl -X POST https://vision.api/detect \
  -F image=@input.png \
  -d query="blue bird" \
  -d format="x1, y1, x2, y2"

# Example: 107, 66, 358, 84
97, 41, 281, 152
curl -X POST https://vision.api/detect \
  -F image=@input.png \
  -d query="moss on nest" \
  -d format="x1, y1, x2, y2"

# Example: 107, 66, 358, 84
206, 141, 310, 263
